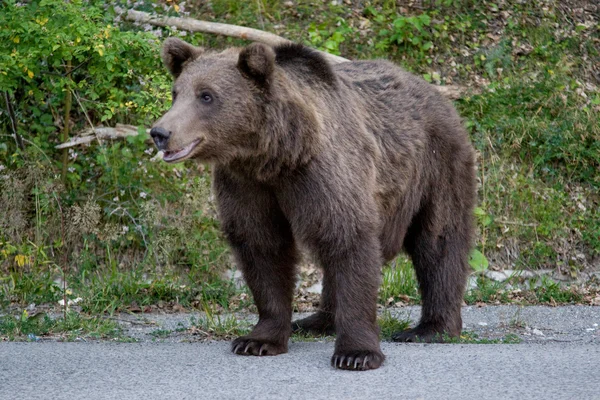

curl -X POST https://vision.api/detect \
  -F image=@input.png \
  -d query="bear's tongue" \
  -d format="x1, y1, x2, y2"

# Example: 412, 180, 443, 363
163, 139, 202, 162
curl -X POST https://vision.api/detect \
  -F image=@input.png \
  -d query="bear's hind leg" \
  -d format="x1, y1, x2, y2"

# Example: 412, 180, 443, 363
291, 271, 335, 336
393, 210, 471, 343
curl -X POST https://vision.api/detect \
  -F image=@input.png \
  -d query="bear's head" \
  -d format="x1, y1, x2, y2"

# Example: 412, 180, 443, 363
151, 38, 336, 179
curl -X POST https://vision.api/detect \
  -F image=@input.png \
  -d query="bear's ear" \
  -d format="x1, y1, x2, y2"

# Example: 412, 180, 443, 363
161, 37, 204, 78
237, 43, 275, 87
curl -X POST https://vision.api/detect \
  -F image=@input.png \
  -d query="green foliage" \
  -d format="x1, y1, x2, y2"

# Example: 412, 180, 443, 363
378, 310, 411, 340
387, 14, 433, 53
532, 277, 584, 304
190, 309, 251, 339
464, 276, 510, 304
446, 331, 522, 344
0, 0, 230, 313
1, 0, 169, 130
0, 310, 120, 341
1, 0, 598, 313
475, 40, 512, 78
149, 329, 172, 338
379, 256, 420, 304
465, 274, 593, 305
469, 249, 489, 273
307, 18, 355, 55
463, 71, 600, 256
465, 77, 600, 188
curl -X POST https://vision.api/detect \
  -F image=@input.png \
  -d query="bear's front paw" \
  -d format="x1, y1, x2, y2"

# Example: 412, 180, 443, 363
331, 350, 385, 371
231, 337, 287, 356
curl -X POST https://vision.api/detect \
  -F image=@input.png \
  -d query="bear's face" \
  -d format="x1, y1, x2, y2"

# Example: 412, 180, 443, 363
151, 38, 275, 164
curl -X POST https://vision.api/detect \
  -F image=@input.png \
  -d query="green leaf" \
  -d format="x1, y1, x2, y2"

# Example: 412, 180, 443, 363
393, 18, 406, 29
469, 249, 489, 272
474, 207, 486, 217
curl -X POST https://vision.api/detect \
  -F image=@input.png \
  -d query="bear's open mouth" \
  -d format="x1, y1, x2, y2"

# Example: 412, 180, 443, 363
163, 138, 203, 163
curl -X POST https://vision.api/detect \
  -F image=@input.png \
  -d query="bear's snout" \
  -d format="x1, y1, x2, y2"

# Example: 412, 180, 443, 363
150, 127, 171, 150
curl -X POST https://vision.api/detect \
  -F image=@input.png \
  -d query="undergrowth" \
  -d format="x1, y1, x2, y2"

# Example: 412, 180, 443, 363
0, 0, 598, 319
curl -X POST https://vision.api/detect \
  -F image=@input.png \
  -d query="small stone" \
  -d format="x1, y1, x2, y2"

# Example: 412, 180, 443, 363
478, 322, 488, 326
306, 282, 323, 294
503, 270, 535, 279
532, 328, 544, 336
467, 276, 478, 289
485, 271, 508, 281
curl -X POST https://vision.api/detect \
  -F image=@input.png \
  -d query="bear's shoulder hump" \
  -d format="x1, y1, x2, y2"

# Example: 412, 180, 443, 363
273, 43, 337, 88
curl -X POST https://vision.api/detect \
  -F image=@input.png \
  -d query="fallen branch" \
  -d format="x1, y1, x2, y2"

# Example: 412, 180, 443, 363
55, 124, 147, 149
126, 9, 348, 64
434, 85, 474, 100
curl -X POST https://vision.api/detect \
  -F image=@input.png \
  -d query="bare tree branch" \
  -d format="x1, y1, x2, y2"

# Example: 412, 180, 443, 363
55, 124, 147, 149
126, 9, 348, 65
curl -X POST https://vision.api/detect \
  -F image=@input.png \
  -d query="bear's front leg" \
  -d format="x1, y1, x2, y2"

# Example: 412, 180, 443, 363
214, 168, 298, 357
278, 171, 385, 371
325, 236, 385, 371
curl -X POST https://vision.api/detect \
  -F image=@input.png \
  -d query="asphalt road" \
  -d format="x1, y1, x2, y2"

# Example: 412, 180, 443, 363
1, 341, 599, 400
2, 306, 600, 400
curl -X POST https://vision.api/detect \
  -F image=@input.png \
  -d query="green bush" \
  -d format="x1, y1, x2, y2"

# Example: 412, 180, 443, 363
1, 0, 169, 128
0, 0, 229, 300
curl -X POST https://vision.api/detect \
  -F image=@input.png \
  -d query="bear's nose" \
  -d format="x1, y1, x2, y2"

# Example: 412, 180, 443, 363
150, 127, 171, 150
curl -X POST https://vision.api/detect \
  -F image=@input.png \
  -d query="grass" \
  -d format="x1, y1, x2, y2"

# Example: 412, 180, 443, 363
380, 255, 420, 304
0, 311, 121, 341
149, 328, 172, 338
378, 257, 595, 306
447, 331, 522, 344
187, 309, 252, 340
464, 274, 596, 305
379, 310, 412, 340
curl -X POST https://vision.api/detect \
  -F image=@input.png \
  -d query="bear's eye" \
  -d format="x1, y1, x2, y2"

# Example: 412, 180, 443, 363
199, 92, 213, 104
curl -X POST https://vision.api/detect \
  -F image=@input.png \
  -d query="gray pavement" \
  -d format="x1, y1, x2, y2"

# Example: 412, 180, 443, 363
1, 341, 599, 400
1, 306, 600, 400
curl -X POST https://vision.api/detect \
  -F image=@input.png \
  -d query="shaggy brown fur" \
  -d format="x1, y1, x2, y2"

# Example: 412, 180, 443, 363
151, 38, 477, 371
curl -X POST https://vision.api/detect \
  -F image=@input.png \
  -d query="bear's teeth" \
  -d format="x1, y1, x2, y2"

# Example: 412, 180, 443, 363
163, 139, 202, 162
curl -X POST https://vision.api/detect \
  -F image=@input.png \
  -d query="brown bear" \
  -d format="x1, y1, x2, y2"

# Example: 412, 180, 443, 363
151, 37, 476, 371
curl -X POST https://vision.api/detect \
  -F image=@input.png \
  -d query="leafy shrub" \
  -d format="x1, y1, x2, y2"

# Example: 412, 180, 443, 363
1, 0, 170, 133
0, 0, 229, 294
